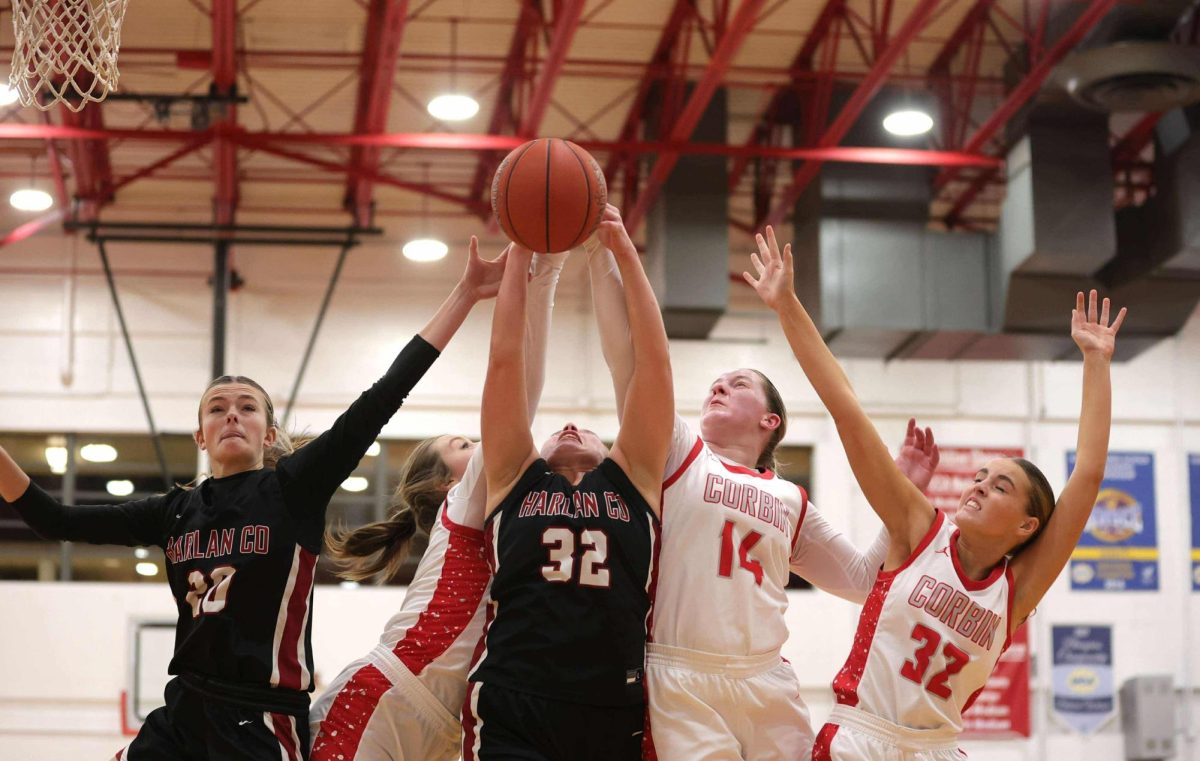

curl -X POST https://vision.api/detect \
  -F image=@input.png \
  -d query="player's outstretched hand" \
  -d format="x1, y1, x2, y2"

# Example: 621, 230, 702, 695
1071, 289, 1126, 360
596, 204, 637, 261
743, 225, 796, 313
895, 418, 940, 493
460, 236, 510, 301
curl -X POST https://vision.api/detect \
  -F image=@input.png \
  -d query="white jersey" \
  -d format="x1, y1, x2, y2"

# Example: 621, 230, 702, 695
373, 451, 490, 712
651, 417, 809, 656
830, 510, 1013, 732
310, 453, 491, 760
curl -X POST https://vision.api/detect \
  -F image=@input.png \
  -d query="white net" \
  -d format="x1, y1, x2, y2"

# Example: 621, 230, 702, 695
9, 0, 129, 112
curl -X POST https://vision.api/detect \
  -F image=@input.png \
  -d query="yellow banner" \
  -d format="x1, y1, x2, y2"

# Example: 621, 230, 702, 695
1192, 549, 1200, 561
1072, 547, 1159, 561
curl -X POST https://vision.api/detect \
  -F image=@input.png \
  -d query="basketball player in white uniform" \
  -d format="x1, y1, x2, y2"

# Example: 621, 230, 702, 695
309, 246, 566, 761
582, 239, 942, 760
742, 228, 1125, 760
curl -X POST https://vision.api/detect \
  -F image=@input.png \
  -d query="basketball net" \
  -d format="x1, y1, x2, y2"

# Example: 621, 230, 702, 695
9, 0, 129, 112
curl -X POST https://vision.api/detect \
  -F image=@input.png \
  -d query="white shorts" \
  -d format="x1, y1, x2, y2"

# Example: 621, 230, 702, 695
645, 643, 813, 761
309, 646, 460, 761
813, 705, 966, 761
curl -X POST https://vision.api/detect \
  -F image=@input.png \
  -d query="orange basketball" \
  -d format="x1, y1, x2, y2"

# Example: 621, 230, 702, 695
491, 138, 608, 254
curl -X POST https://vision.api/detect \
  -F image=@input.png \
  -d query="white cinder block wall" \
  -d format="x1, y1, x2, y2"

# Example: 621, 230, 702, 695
1, 234, 1198, 760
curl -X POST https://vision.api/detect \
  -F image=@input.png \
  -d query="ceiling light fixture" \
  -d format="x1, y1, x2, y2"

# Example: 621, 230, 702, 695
106, 479, 135, 497
402, 238, 449, 262
427, 94, 479, 121
403, 163, 448, 262
341, 476, 369, 493
426, 18, 478, 122
882, 109, 934, 137
44, 446, 67, 474
81, 443, 118, 462
0, 83, 19, 107
11, 153, 52, 211
10, 188, 52, 211
135, 562, 159, 577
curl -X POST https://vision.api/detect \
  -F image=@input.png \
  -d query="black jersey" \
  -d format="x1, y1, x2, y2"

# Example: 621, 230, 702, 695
10, 336, 439, 715
469, 458, 660, 707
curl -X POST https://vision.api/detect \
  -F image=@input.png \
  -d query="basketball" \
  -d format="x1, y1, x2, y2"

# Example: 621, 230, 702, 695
491, 138, 608, 254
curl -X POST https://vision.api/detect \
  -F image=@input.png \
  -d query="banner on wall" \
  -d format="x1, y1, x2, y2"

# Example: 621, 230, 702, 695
962, 626, 1031, 737
1069, 451, 1158, 592
927, 446, 1024, 521
1051, 625, 1115, 734
1191, 455, 1200, 591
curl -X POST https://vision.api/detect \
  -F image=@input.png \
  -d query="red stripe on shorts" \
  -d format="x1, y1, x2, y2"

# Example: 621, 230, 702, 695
812, 723, 839, 760
269, 712, 301, 761
461, 682, 481, 761
310, 663, 391, 761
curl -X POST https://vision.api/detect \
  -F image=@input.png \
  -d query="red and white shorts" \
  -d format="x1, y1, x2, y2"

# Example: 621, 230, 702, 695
309, 646, 460, 761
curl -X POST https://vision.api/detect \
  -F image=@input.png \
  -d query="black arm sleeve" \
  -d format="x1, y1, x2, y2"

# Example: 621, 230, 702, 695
9, 481, 170, 547
276, 334, 441, 516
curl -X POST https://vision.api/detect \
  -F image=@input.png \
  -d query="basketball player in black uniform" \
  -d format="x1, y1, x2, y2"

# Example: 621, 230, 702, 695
0, 239, 508, 761
462, 205, 673, 761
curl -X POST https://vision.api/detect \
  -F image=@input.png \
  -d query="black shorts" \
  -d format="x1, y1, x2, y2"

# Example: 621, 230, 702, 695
461, 681, 643, 761
116, 676, 310, 761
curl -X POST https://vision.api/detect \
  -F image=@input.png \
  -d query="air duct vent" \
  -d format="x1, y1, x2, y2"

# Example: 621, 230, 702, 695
1054, 42, 1200, 112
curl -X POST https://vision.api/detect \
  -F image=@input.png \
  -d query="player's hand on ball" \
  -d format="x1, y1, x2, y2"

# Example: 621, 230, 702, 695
460, 236, 509, 301
596, 204, 636, 260
743, 225, 796, 312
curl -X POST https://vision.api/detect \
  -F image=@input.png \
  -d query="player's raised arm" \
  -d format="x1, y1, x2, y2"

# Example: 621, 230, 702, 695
482, 243, 541, 514
603, 208, 673, 514
1011, 290, 1125, 622
277, 236, 507, 514
583, 226, 634, 422
744, 226, 933, 556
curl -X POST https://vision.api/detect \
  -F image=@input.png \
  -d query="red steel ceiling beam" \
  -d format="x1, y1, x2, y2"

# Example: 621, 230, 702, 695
941, 111, 1161, 227
763, 0, 943, 229
230, 133, 493, 215
466, 1, 541, 208
728, 0, 846, 193
926, 0, 995, 150
59, 98, 115, 217
937, 0, 1118, 226
624, 0, 767, 234
0, 209, 66, 249
1111, 111, 1162, 166
518, 0, 586, 137
600, 0, 696, 191
934, 0, 1117, 193
927, 0, 997, 75
345, 0, 410, 227
0, 123, 1000, 168
212, 0, 239, 227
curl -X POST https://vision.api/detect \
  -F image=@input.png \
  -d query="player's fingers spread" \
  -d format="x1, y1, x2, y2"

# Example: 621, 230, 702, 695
1111, 307, 1128, 334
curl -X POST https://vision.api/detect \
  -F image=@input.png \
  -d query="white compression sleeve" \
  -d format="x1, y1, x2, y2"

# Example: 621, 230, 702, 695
790, 506, 889, 605
525, 251, 567, 419
583, 235, 634, 420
